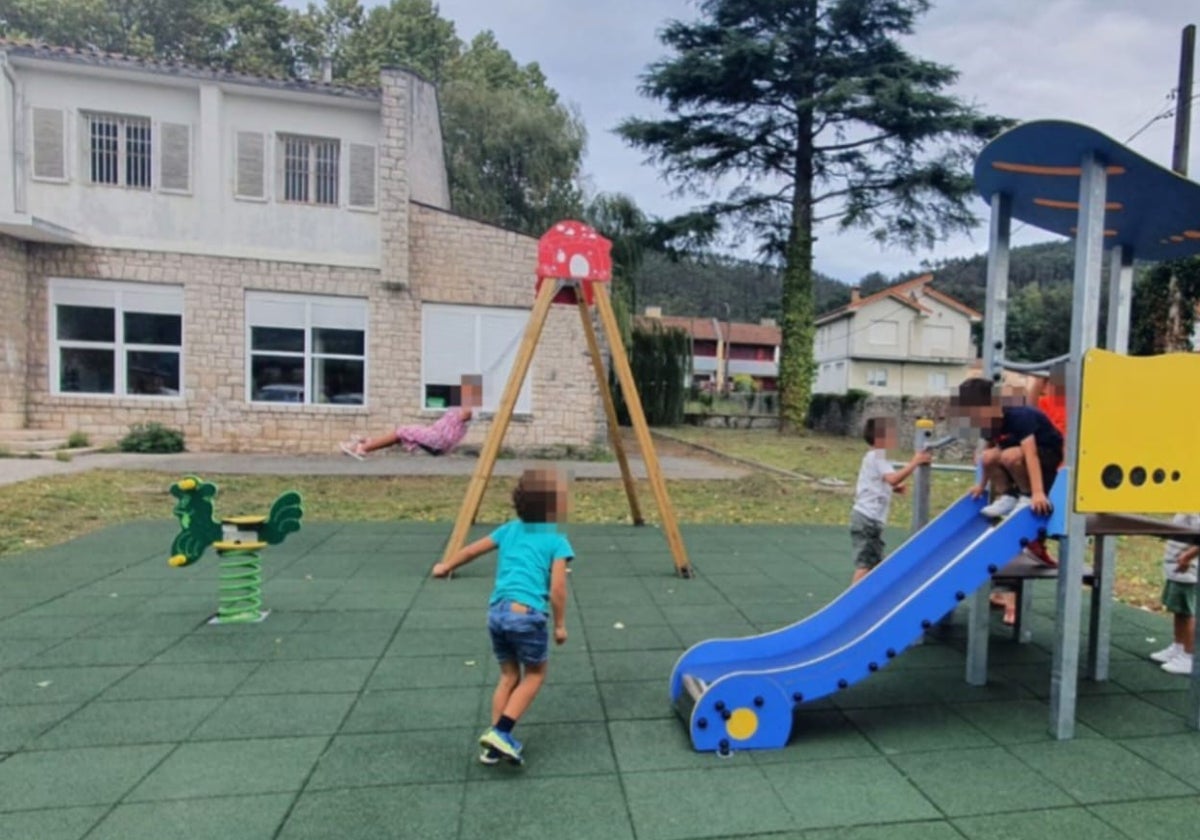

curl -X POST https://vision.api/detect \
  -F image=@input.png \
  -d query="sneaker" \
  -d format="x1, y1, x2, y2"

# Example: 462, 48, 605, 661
1023, 540, 1057, 568
1162, 652, 1194, 675
339, 439, 366, 461
479, 727, 523, 762
1150, 642, 1182, 663
981, 494, 1019, 518
478, 747, 501, 766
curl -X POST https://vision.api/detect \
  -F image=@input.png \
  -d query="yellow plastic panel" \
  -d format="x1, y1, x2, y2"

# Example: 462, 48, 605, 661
1076, 349, 1200, 513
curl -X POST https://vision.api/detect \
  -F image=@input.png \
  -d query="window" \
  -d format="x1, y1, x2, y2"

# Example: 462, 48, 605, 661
422, 304, 531, 414
50, 279, 182, 397
246, 292, 367, 406
928, 372, 949, 393
280, 135, 339, 205
868, 320, 898, 345
867, 368, 888, 387
236, 131, 267, 200
86, 113, 152, 189
348, 143, 377, 210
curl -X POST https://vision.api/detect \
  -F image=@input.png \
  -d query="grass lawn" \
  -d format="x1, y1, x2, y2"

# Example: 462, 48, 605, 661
0, 427, 1169, 610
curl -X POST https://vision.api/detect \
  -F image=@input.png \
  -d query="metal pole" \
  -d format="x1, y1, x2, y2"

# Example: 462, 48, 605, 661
1088, 246, 1134, 681
1051, 152, 1106, 740
910, 419, 934, 534
966, 192, 1012, 687
1172, 24, 1195, 176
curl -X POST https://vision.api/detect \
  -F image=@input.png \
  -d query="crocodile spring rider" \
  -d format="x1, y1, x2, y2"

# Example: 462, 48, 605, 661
167, 475, 303, 624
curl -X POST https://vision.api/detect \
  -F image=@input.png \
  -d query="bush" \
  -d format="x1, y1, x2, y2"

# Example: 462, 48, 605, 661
66, 431, 90, 448
118, 423, 185, 453
805, 389, 870, 435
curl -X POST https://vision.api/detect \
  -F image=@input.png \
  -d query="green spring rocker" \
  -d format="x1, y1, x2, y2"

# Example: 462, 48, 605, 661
167, 475, 303, 624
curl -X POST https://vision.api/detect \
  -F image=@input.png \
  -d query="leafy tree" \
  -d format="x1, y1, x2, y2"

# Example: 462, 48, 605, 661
440, 32, 585, 235
619, 0, 1010, 430
1131, 259, 1200, 355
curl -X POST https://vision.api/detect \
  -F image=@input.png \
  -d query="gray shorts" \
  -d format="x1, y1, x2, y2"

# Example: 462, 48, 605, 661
1162, 580, 1196, 617
851, 509, 885, 570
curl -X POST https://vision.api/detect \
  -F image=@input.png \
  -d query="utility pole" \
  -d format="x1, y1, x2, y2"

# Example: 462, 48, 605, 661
1172, 24, 1195, 175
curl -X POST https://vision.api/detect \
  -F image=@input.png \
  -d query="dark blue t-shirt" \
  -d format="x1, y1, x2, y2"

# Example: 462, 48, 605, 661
983, 406, 1063, 452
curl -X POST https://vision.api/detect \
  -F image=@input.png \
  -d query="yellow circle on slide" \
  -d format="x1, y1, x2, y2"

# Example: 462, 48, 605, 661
726, 708, 759, 741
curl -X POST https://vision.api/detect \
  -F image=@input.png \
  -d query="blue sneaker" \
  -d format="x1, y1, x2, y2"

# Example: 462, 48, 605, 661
479, 727, 523, 763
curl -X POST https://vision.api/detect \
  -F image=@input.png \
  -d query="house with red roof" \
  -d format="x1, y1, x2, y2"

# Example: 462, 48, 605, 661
637, 309, 781, 391
814, 274, 981, 397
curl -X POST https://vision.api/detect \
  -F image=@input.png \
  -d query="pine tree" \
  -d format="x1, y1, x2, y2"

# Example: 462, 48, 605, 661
619, 0, 1009, 429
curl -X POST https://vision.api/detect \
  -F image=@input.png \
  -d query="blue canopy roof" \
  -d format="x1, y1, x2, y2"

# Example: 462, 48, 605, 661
974, 120, 1200, 262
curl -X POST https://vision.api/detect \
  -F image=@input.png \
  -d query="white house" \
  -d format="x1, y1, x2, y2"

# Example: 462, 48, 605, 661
0, 40, 602, 451
813, 274, 981, 397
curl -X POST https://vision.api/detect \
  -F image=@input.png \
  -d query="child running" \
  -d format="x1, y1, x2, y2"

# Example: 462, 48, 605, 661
432, 467, 573, 765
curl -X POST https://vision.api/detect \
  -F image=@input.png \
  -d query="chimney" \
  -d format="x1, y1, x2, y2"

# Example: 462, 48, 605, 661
759, 317, 777, 327
850, 286, 861, 304
320, 56, 333, 84
644, 306, 663, 318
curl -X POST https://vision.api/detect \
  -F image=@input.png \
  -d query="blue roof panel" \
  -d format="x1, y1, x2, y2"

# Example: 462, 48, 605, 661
974, 120, 1200, 262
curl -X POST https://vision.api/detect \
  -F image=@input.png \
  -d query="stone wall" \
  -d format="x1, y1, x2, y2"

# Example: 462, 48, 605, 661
0, 234, 28, 430
811, 394, 974, 462
21, 206, 604, 453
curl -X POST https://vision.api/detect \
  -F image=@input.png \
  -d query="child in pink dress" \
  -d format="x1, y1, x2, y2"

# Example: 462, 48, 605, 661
341, 375, 481, 459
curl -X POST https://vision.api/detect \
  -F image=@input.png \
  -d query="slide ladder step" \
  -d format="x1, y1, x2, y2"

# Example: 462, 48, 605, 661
681, 674, 707, 701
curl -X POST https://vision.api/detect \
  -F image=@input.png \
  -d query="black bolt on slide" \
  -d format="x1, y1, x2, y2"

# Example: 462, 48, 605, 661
886, 648, 897, 658
987, 564, 998, 574
753, 696, 764, 707
955, 591, 966, 601
837, 678, 848, 689
868, 662, 879, 672
792, 692, 803, 702
721, 710, 731, 720
921, 619, 932, 629
697, 718, 707, 729
714, 701, 726, 711
1019, 537, 1029, 548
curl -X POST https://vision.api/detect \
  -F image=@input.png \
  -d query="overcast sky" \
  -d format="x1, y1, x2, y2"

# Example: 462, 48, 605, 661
357, 1, 1200, 283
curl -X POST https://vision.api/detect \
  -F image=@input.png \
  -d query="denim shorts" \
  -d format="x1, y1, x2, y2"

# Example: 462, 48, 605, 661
488, 600, 550, 665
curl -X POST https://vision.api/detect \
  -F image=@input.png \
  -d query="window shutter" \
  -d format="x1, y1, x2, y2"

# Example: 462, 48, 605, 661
159, 122, 191, 192
235, 131, 266, 199
32, 107, 66, 180
348, 143, 376, 209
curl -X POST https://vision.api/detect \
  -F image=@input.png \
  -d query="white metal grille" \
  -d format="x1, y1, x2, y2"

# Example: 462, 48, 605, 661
281, 135, 339, 205
87, 113, 151, 189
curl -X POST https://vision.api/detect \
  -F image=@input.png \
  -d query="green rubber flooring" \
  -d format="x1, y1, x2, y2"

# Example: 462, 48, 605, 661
0, 520, 1197, 839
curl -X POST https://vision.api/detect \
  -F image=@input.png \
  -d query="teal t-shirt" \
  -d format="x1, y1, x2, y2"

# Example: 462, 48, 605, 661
488, 520, 575, 612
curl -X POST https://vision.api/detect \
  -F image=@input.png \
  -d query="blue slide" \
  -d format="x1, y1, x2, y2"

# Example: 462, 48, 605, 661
670, 492, 1052, 753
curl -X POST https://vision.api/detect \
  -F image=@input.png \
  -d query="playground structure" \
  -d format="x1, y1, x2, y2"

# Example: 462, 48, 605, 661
670, 120, 1200, 753
167, 476, 304, 623
439, 221, 691, 577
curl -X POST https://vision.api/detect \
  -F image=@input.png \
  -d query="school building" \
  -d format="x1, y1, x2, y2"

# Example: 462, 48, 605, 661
0, 41, 603, 452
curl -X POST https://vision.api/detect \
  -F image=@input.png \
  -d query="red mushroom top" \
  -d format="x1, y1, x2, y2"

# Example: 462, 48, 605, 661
537, 221, 613, 282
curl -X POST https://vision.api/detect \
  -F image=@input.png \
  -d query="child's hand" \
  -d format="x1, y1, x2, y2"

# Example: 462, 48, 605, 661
969, 484, 985, 499
1177, 558, 1193, 575
912, 450, 933, 467
893, 483, 907, 495
554, 626, 568, 646
1030, 492, 1052, 516
431, 562, 451, 578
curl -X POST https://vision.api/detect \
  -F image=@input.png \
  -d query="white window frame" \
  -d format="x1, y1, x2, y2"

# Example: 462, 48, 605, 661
30, 106, 69, 184
421, 303, 532, 415
245, 291, 368, 407
922, 324, 954, 356
157, 121, 193, 196
83, 111, 152, 190
867, 368, 888, 387
278, 133, 340, 207
48, 278, 184, 399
